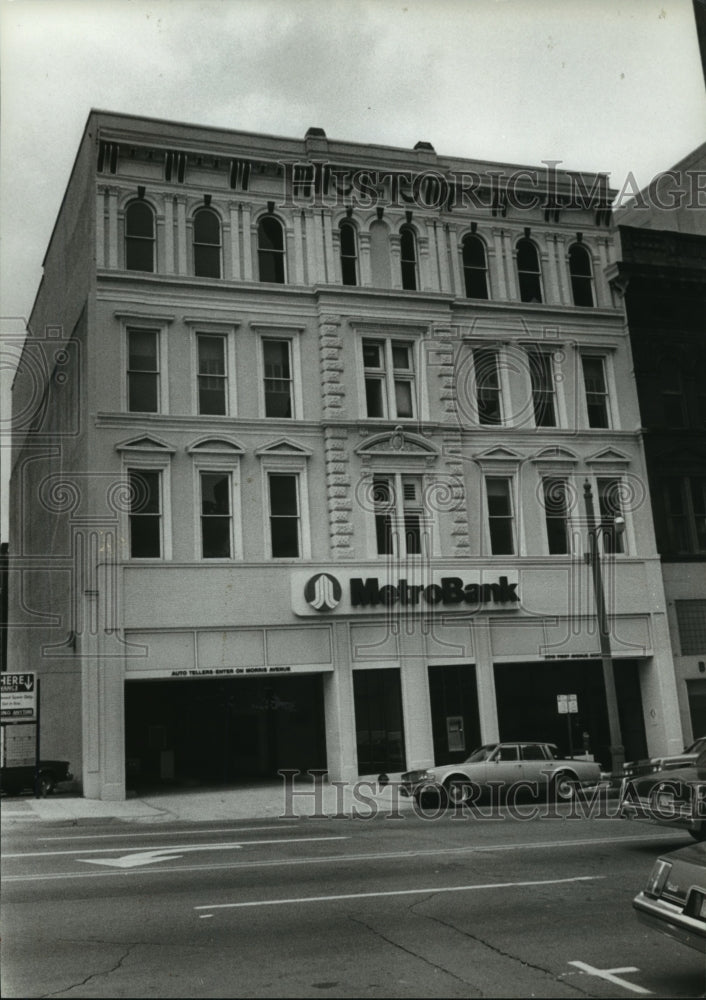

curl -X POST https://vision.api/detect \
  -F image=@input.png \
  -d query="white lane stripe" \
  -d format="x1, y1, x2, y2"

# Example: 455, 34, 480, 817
39, 825, 297, 841
195, 875, 605, 911
1, 831, 678, 881
3, 835, 348, 859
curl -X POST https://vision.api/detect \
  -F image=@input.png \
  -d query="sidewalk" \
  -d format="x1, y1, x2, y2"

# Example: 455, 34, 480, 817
1, 774, 414, 825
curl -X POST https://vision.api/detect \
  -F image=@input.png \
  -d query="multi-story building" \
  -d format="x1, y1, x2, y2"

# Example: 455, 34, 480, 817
610, 143, 706, 744
8, 111, 682, 799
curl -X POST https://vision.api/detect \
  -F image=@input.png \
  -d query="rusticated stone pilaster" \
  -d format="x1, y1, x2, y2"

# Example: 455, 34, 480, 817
441, 430, 470, 554
319, 315, 345, 419
324, 426, 354, 558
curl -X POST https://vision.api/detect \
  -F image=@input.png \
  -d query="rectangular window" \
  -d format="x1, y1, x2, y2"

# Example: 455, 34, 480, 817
597, 477, 625, 554
474, 348, 502, 425
128, 469, 161, 558
486, 477, 515, 555
543, 478, 570, 554
675, 600, 706, 655
362, 339, 415, 419
373, 474, 423, 556
582, 355, 610, 428
197, 335, 227, 415
268, 473, 300, 557
127, 329, 159, 413
263, 339, 293, 418
664, 477, 706, 554
529, 349, 557, 427
200, 471, 232, 558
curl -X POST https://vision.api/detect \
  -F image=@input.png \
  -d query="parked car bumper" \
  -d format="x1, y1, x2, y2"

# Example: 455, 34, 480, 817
633, 891, 706, 953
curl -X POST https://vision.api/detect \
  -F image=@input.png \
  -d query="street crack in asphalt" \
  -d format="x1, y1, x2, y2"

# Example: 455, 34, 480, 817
348, 909, 483, 995
39, 942, 139, 998
411, 899, 593, 997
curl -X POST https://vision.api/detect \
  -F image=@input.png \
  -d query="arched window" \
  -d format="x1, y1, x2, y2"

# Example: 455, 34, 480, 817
339, 221, 358, 286
125, 201, 155, 272
400, 226, 418, 291
193, 208, 221, 279
462, 234, 489, 299
257, 215, 286, 283
516, 238, 542, 303
568, 243, 594, 307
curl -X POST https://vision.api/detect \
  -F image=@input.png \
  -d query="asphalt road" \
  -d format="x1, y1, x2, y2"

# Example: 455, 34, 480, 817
2, 808, 704, 998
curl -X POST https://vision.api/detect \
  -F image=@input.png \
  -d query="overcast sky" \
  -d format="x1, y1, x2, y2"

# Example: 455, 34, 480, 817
1, 0, 704, 324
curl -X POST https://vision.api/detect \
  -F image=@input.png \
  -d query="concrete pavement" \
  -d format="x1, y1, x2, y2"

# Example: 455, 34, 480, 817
1, 773, 414, 824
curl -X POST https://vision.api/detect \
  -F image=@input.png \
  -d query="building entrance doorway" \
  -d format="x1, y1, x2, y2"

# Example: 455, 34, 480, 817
353, 669, 406, 774
428, 664, 481, 765
124, 674, 326, 789
493, 659, 647, 770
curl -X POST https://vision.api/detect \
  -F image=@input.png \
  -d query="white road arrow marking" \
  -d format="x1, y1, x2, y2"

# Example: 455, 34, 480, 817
80, 847, 214, 868
74, 835, 346, 868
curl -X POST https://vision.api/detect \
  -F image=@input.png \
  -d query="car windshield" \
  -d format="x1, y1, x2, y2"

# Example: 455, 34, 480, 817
685, 736, 706, 754
464, 745, 498, 763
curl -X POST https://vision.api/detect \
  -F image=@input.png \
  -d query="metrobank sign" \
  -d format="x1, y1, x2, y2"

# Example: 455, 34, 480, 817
291, 569, 520, 616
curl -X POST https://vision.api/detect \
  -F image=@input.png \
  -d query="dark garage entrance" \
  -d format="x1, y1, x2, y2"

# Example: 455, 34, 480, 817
493, 659, 647, 770
125, 674, 327, 789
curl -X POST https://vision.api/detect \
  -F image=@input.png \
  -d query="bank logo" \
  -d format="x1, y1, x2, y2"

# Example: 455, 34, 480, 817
304, 573, 342, 612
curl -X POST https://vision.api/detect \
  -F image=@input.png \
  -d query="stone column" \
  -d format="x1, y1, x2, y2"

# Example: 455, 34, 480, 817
490, 228, 507, 300
543, 233, 562, 305
446, 223, 463, 297
163, 195, 175, 275
229, 202, 241, 280
503, 230, 519, 300
307, 210, 325, 284
358, 232, 372, 286
107, 187, 119, 269
473, 618, 500, 744
241, 204, 253, 280
322, 209, 336, 284
417, 234, 431, 292
96, 186, 106, 269
435, 224, 451, 293
390, 232, 402, 290
292, 210, 306, 285
595, 237, 613, 307
175, 196, 188, 275
554, 234, 572, 305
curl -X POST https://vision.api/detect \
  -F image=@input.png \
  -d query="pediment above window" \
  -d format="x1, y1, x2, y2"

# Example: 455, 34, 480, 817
531, 446, 579, 464
473, 445, 523, 462
585, 447, 630, 467
115, 434, 176, 454
355, 426, 438, 467
472, 445, 523, 473
186, 436, 245, 455
254, 437, 312, 457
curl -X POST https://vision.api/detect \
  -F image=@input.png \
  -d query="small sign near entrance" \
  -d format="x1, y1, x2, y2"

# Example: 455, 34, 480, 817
557, 693, 578, 715
1, 673, 37, 722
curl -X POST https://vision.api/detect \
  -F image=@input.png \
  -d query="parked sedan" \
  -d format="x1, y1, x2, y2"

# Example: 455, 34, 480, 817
622, 735, 706, 782
0, 760, 73, 797
400, 741, 601, 807
633, 842, 706, 953
619, 748, 706, 841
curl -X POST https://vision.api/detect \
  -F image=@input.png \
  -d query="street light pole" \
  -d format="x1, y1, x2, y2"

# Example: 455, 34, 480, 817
583, 479, 625, 776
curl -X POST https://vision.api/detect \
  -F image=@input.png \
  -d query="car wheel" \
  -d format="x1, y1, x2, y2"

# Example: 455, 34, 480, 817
39, 773, 56, 797
551, 772, 578, 802
444, 779, 471, 807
